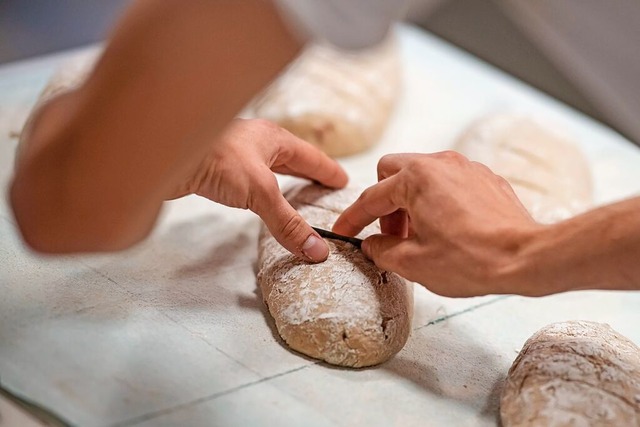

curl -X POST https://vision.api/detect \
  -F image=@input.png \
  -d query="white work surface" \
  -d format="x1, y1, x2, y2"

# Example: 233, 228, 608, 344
1, 25, 640, 427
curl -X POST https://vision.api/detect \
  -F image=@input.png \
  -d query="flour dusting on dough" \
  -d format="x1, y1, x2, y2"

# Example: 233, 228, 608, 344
257, 186, 413, 368
501, 321, 640, 426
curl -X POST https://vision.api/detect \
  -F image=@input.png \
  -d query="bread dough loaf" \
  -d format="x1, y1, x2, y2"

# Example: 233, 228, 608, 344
456, 114, 593, 223
501, 321, 640, 426
257, 185, 413, 367
250, 35, 401, 158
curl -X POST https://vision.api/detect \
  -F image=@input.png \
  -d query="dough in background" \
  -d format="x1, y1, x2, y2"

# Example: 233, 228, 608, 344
456, 114, 593, 223
257, 185, 413, 368
501, 321, 640, 426
250, 35, 402, 158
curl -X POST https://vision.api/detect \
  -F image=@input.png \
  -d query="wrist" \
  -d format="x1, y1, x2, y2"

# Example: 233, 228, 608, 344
494, 223, 563, 296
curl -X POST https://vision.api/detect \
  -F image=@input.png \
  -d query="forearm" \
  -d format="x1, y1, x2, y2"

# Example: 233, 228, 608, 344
10, 0, 301, 253
512, 197, 640, 295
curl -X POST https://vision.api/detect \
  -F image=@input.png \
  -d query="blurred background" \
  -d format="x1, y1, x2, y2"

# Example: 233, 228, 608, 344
0, 0, 129, 61
1, 0, 638, 144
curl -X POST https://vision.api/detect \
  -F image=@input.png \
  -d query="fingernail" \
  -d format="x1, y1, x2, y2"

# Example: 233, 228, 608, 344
301, 234, 328, 262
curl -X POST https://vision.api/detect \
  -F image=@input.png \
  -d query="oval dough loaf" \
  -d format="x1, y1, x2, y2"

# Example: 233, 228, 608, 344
456, 114, 593, 223
501, 321, 640, 426
257, 185, 413, 368
250, 36, 401, 158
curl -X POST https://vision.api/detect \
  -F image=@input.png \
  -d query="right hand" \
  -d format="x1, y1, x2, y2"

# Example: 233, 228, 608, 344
332, 152, 544, 297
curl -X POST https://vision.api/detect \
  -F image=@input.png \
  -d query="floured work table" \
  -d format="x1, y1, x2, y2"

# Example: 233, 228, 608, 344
1, 25, 640, 427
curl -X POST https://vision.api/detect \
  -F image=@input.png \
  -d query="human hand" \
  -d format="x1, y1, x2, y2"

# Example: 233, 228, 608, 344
332, 152, 544, 296
173, 118, 348, 262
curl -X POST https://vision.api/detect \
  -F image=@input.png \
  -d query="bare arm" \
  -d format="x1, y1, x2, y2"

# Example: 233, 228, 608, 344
333, 152, 640, 297
10, 0, 344, 257
515, 197, 640, 295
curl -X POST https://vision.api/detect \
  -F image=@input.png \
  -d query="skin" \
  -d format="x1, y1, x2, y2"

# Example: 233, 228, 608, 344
10, 0, 347, 262
333, 152, 640, 297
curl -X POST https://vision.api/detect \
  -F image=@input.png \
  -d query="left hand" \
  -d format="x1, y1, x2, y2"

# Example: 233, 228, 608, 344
172, 118, 349, 262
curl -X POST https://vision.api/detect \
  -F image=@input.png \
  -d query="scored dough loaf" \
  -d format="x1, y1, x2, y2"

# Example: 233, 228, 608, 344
257, 185, 413, 368
501, 321, 640, 427
250, 35, 401, 158
455, 114, 593, 223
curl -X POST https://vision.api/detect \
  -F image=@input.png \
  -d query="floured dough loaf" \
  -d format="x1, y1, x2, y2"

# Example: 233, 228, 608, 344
250, 35, 401, 158
456, 114, 593, 223
501, 321, 640, 426
257, 185, 413, 367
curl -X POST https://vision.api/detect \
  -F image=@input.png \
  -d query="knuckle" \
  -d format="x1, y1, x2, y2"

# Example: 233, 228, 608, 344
278, 213, 306, 242
368, 238, 413, 273
377, 154, 394, 174
405, 156, 429, 176
405, 159, 421, 175
367, 240, 390, 267
470, 160, 491, 172
496, 174, 511, 187
359, 186, 374, 203
439, 150, 467, 163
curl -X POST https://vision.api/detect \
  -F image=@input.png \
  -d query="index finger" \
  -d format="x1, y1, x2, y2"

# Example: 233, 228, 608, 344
332, 174, 408, 236
273, 131, 348, 189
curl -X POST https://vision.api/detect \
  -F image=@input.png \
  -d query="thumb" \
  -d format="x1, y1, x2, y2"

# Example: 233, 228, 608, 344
362, 234, 415, 275
253, 191, 329, 263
